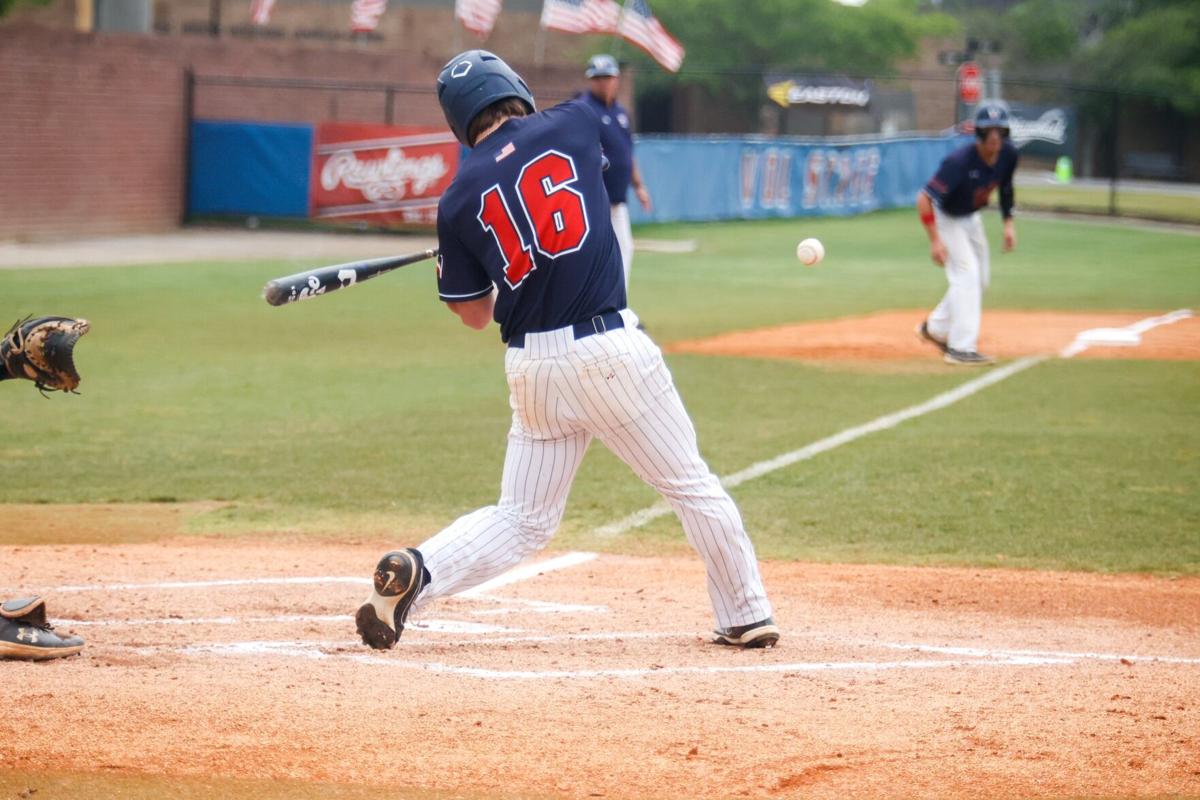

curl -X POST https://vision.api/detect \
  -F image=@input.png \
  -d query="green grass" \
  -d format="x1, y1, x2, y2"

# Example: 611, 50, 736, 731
1019, 184, 1200, 224
1, 211, 1197, 572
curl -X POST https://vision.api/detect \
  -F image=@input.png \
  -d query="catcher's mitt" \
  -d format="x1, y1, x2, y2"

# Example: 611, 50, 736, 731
0, 316, 90, 395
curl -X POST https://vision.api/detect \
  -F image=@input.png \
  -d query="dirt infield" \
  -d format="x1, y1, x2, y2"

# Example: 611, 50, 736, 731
667, 310, 1200, 364
3, 537, 1199, 799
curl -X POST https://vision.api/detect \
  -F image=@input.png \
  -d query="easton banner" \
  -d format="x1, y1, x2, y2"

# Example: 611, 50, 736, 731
765, 74, 872, 108
311, 123, 460, 226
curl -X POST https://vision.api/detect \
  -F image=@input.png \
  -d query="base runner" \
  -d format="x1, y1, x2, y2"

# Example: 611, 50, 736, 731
916, 101, 1019, 365
355, 50, 778, 650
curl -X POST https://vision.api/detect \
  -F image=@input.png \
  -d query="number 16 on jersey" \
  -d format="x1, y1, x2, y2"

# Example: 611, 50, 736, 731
477, 149, 591, 289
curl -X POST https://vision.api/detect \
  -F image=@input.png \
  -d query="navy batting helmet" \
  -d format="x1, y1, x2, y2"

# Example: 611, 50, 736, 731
974, 101, 1011, 138
437, 50, 536, 147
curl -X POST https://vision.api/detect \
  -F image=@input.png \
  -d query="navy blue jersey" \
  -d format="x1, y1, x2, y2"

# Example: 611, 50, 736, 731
436, 100, 625, 344
577, 91, 634, 205
924, 141, 1019, 218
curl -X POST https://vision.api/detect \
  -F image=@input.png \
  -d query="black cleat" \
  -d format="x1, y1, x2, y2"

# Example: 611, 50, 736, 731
943, 348, 996, 366
915, 320, 949, 354
713, 616, 780, 649
356, 548, 428, 650
0, 597, 84, 661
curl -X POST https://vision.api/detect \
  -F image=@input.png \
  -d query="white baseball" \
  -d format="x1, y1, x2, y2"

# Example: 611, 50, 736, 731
796, 238, 825, 266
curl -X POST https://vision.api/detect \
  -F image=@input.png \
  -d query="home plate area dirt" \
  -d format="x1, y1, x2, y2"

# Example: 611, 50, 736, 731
2, 540, 1199, 799
666, 310, 1199, 364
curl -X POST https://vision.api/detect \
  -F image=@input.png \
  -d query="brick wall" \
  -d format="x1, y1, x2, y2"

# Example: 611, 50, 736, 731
0, 27, 187, 241
0, 20, 624, 241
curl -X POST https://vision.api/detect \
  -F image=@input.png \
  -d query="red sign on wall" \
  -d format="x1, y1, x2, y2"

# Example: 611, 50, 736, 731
957, 62, 982, 104
311, 122, 459, 227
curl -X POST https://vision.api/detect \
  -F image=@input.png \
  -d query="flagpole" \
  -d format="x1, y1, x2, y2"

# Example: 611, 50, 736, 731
611, 0, 630, 58
535, 17, 546, 67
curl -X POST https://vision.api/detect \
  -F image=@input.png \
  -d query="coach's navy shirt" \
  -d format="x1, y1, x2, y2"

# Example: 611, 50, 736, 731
436, 100, 625, 344
578, 91, 635, 205
923, 140, 1019, 218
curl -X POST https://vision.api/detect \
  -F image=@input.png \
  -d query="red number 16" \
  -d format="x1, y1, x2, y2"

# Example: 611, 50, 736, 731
477, 150, 590, 289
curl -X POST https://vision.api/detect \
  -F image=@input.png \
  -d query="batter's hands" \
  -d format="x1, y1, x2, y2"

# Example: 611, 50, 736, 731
635, 184, 651, 212
1003, 219, 1017, 252
930, 239, 948, 267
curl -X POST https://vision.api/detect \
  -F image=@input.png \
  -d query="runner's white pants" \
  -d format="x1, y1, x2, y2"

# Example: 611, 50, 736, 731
926, 209, 991, 352
611, 202, 634, 290
414, 308, 773, 630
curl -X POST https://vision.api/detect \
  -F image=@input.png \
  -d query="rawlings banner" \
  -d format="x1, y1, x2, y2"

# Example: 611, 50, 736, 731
312, 123, 460, 227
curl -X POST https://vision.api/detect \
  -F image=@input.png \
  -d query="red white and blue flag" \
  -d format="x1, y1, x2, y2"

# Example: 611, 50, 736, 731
249, 0, 275, 25
350, 0, 387, 31
456, 0, 504, 38
617, 0, 684, 72
540, 0, 622, 34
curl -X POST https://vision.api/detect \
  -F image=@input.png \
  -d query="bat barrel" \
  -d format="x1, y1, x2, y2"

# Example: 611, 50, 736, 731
263, 280, 293, 307
262, 248, 438, 307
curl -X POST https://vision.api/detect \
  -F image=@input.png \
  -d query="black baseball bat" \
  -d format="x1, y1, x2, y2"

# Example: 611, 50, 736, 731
262, 247, 439, 307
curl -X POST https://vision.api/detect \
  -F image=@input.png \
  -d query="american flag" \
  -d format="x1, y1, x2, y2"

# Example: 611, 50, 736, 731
350, 0, 387, 32
618, 0, 684, 72
249, 0, 275, 25
456, 0, 503, 38
540, 0, 621, 34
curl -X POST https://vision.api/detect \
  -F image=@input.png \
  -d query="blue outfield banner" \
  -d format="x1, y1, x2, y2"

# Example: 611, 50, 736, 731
628, 135, 969, 224
189, 121, 313, 218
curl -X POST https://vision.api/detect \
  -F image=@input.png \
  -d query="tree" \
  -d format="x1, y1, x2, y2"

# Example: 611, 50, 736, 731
1005, 0, 1080, 64
952, 0, 1200, 114
623, 0, 958, 118
1078, 0, 1200, 114
0, 0, 50, 16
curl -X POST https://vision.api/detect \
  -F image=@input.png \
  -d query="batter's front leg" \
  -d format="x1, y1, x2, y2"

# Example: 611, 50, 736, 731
414, 429, 591, 607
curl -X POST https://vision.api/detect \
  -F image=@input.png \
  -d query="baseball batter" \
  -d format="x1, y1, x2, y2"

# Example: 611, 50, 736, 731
356, 50, 778, 650
916, 101, 1019, 365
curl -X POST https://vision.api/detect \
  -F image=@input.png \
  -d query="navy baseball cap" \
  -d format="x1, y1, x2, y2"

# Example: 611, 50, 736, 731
585, 54, 620, 78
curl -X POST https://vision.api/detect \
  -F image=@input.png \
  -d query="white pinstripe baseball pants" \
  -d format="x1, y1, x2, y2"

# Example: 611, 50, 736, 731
414, 308, 773, 629
926, 209, 991, 352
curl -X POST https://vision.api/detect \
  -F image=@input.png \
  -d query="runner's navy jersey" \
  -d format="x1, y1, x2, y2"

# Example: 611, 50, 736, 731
436, 100, 625, 344
577, 90, 634, 204
923, 140, 1019, 218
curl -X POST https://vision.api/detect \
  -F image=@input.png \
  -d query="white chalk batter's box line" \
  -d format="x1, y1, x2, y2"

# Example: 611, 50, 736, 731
39, 565, 1200, 676
58, 613, 1200, 664
23, 547, 1200, 679
114, 632, 1200, 680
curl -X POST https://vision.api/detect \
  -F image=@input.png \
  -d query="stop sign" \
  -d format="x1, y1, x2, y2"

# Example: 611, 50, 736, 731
958, 62, 982, 104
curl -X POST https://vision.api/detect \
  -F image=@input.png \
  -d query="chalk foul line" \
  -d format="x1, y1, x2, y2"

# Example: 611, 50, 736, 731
596, 355, 1046, 537
39, 551, 603, 614
598, 308, 1194, 538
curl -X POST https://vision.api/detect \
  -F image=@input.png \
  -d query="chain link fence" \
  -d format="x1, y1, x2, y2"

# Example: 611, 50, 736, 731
637, 69, 1199, 224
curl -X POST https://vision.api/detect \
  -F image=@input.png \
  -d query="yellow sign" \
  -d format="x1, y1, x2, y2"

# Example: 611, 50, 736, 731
767, 80, 795, 108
